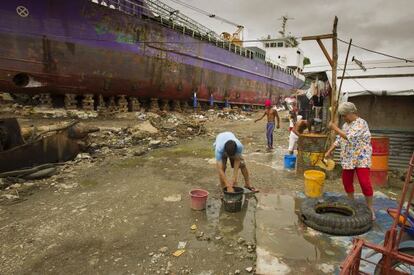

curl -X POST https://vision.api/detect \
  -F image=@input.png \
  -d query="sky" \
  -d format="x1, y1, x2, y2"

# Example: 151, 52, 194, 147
160, 0, 414, 92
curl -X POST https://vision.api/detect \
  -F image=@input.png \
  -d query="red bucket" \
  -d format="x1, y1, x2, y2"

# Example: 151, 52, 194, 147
189, 189, 209, 211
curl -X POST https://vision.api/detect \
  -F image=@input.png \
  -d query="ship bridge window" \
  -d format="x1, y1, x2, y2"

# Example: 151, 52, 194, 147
277, 42, 284, 47
265, 43, 270, 48
271, 43, 277, 47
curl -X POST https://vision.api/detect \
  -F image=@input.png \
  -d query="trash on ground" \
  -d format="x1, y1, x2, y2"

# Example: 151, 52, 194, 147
177, 241, 187, 249
172, 249, 185, 257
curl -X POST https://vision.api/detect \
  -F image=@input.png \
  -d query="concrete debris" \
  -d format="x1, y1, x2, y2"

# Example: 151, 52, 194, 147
58, 183, 78, 189
135, 112, 147, 120
10, 183, 22, 189
159, 246, 169, 253
163, 194, 182, 202
318, 263, 335, 274
130, 120, 159, 135
149, 140, 162, 148
67, 110, 98, 119
11, 107, 100, 120
133, 148, 148, 156
245, 267, 253, 273
237, 237, 245, 244
76, 153, 92, 160
196, 231, 204, 239
1, 194, 19, 200
165, 261, 173, 274
150, 253, 162, 264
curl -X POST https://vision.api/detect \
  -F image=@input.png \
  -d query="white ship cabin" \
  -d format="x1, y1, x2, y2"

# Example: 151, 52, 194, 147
262, 36, 305, 73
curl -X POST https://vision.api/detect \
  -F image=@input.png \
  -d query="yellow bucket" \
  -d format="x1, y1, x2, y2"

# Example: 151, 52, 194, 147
304, 170, 326, 198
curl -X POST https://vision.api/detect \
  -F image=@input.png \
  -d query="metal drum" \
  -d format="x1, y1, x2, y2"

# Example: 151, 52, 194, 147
371, 136, 389, 186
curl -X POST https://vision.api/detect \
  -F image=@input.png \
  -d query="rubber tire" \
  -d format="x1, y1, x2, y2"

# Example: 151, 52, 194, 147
374, 247, 414, 274
300, 197, 372, 236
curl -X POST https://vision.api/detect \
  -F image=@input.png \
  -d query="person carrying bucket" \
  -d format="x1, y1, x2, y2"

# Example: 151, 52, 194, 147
255, 99, 280, 150
214, 132, 258, 193
325, 102, 375, 220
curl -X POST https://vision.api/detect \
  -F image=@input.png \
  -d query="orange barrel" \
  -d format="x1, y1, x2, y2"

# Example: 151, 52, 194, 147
370, 136, 389, 186
296, 134, 327, 176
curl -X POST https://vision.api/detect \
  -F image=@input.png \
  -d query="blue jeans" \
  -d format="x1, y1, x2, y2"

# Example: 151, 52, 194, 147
266, 122, 275, 148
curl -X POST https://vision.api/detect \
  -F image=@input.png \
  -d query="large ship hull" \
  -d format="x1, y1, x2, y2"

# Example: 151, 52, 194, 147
0, 0, 304, 106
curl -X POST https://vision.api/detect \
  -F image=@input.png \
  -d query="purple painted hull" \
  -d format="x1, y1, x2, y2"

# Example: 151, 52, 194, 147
0, 0, 304, 105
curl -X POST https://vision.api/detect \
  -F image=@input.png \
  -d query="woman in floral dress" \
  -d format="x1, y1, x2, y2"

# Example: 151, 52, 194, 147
325, 102, 375, 220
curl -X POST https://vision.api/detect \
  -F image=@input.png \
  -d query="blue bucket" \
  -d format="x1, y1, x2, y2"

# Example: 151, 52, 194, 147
284, 154, 296, 170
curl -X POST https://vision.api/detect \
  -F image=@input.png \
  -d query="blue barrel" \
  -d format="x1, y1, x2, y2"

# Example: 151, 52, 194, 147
284, 154, 296, 170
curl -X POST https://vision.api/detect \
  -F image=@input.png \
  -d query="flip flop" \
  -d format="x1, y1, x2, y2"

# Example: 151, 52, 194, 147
244, 186, 259, 193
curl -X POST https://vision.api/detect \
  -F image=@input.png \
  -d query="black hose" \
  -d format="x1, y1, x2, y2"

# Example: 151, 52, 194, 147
0, 163, 64, 178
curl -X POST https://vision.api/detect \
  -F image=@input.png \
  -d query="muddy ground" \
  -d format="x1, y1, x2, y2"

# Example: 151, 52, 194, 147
0, 106, 406, 275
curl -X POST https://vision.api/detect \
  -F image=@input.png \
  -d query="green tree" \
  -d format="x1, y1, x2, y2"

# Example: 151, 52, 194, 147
303, 57, 311, 66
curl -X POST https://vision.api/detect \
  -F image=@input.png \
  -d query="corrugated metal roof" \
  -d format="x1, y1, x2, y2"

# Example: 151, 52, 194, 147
334, 130, 414, 170
343, 89, 414, 99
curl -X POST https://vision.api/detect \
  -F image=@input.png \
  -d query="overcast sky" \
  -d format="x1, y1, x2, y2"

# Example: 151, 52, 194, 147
162, 0, 414, 92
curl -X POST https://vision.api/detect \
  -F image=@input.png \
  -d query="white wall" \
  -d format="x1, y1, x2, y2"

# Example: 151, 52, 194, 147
265, 47, 304, 70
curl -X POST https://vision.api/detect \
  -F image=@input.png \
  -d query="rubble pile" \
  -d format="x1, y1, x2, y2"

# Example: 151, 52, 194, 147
200, 108, 253, 121
0, 103, 100, 119
0, 104, 256, 199
87, 112, 207, 155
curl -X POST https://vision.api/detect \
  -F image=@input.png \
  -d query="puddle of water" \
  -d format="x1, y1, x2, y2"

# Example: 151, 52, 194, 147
257, 194, 318, 260
246, 148, 295, 173
194, 195, 257, 242
256, 194, 347, 274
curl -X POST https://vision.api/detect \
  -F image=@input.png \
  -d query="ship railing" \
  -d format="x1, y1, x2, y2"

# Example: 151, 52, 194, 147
93, 1, 255, 59
145, 0, 224, 42
93, 0, 150, 16
265, 57, 295, 76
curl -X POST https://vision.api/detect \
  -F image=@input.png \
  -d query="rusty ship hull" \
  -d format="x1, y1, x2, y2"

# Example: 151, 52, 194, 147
0, 0, 304, 107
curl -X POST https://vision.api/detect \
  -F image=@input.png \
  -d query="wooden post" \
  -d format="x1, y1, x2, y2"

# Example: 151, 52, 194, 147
316, 39, 333, 67
331, 16, 338, 126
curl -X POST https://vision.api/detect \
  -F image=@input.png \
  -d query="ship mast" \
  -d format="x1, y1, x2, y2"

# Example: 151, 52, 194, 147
278, 15, 294, 38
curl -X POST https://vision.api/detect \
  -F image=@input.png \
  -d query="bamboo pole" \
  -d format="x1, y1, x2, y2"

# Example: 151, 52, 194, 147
331, 16, 338, 127
338, 39, 353, 95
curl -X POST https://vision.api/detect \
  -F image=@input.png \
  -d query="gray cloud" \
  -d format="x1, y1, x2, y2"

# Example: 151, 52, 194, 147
164, 0, 414, 90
